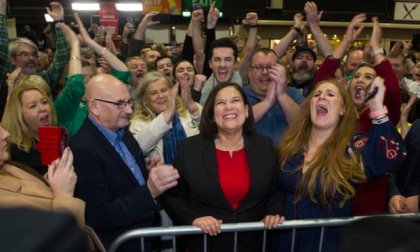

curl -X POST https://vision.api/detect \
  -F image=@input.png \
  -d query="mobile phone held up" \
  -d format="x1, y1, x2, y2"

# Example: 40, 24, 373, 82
38, 126, 69, 165
152, 13, 170, 23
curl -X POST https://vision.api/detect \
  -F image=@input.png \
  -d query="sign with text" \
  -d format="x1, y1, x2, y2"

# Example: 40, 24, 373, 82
99, 3, 119, 35
182, 0, 223, 10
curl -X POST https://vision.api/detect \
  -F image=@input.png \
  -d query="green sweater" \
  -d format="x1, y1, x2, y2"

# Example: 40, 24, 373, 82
55, 70, 130, 137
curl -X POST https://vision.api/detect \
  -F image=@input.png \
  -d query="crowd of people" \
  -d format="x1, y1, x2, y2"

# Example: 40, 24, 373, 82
0, 0, 419, 251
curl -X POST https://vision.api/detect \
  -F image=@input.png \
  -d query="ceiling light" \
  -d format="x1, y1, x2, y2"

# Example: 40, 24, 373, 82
71, 2, 100, 11
115, 3, 143, 11
182, 11, 191, 17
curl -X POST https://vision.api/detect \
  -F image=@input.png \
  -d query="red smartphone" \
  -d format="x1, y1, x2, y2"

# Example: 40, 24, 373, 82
38, 126, 69, 165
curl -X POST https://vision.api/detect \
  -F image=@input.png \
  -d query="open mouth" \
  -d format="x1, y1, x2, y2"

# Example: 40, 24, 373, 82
223, 114, 238, 119
218, 70, 229, 80
316, 104, 328, 116
40, 115, 50, 125
354, 85, 365, 99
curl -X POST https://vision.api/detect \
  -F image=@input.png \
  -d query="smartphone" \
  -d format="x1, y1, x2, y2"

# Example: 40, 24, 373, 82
126, 16, 134, 25
364, 86, 379, 103
152, 13, 170, 22
171, 40, 177, 48
38, 126, 69, 165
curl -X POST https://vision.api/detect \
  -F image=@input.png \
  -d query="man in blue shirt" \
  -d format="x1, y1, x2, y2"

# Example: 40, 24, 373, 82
71, 74, 179, 251
244, 48, 304, 144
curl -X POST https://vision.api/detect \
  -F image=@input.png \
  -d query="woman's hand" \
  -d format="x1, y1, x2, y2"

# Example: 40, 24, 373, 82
6, 67, 22, 93
162, 83, 179, 124
344, 13, 366, 43
47, 148, 77, 198
192, 216, 223, 236
263, 214, 285, 229
73, 12, 93, 45
370, 17, 382, 50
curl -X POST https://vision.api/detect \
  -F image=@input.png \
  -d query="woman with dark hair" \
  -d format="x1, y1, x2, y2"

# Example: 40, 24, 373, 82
173, 59, 206, 102
162, 82, 284, 251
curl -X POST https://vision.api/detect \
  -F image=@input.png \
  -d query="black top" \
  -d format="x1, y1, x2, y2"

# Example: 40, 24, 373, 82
10, 142, 48, 175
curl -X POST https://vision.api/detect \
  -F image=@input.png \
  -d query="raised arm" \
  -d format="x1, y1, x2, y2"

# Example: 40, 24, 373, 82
304, 1, 333, 57
273, 13, 304, 58
74, 13, 128, 72
239, 12, 258, 82
129, 12, 159, 57
370, 17, 401, 125
314, 13, 366, 83
191, 9, 205, 74
202, 3, 219, 78
54, 23, 85, 133
332, 13, 366, 59
43, 1, 69, 92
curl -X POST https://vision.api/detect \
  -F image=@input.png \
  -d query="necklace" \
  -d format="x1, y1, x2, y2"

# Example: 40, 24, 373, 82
215, 138, 244, 151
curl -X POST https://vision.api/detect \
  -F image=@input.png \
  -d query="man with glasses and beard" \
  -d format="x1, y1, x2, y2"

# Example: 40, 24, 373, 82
289, 47, 317, 97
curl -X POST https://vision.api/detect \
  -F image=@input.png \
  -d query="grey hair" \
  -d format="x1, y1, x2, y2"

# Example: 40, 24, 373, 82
8, 38, 38, 57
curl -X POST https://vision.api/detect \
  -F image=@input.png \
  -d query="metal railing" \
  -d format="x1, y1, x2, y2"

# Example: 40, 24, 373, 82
108, 213, 420, 252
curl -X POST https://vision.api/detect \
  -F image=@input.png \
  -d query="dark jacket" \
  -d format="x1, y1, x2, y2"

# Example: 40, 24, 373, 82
71, 117, 159, 251
162, 133, 283, 252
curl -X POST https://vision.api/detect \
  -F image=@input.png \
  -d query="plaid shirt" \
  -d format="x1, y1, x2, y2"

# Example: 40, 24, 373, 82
0, 15, 9, 83
0, 16, 68, 92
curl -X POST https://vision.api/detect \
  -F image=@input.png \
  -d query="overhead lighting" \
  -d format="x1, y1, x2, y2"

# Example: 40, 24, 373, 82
44, 14, 54, 22
71, 2, 100, 11
182, 11, 191, 17
115, 3, 143, 11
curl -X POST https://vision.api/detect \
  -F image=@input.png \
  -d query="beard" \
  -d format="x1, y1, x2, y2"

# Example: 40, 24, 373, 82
292, 71, 314, 84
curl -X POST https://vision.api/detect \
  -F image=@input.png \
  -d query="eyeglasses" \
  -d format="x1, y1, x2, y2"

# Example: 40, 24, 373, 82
250, 65, 272, 72
15, 51, 39, 58
95, 98, 133, 110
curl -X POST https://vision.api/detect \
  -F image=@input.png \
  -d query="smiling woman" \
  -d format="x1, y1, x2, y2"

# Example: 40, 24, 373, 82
129, 71, 201, 164
162, 82, 284, 252
1, 75, 57, 175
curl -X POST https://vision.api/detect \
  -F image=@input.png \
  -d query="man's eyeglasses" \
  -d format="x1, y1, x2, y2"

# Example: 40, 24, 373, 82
15, 51, 39, 58
250, 65, 272, 72
95, 98, 133, 110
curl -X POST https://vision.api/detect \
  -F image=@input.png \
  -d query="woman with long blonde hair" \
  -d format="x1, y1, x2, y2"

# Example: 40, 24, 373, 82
130, 71, 201, 163
2, 75, 57, 174
274, 78, 406, 252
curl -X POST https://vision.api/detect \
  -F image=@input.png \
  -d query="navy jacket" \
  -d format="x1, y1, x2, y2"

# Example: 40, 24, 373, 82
71, 118, 159, 251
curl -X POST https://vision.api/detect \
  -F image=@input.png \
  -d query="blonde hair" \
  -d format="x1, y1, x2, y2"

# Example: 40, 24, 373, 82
277, 79, 366, 207
131, 71, 186, 121
2, 75, 57, 152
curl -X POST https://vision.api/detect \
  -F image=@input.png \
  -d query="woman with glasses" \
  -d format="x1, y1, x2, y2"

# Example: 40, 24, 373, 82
129, 71, 201, 164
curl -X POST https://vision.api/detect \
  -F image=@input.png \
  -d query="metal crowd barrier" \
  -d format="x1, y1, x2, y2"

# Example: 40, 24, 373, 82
108, 213, 420, 252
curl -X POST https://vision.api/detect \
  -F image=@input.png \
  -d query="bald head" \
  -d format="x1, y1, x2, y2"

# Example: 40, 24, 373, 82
86, 74, 132, 132
345, 49, 364, 75
86, 74, 126, 100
